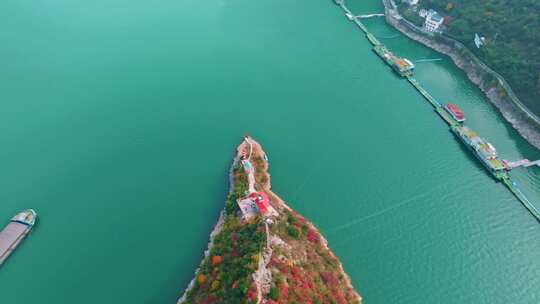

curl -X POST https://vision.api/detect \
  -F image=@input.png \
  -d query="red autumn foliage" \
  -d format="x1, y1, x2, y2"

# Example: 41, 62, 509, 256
270, 257, 289, 274
270, 256, 279, 265
247, 285, 258, 301
334, 292, 347, 304
320, 272, 338, 287
291, 266, 301, 278
279, 285, 289, 299
211, 255, 223, 266
306, 230, 319, 243
203, 295, 218, 304
301, 279, 314, 290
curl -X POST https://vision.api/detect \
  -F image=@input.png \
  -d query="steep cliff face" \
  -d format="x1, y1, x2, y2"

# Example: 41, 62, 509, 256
179, 137, 361, 304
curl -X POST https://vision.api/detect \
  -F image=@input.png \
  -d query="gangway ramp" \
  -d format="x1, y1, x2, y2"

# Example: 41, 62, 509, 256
505, 159, 540, 169
355, 13, 385, 19
415, 58, 442, 63
524, 160, 540, 168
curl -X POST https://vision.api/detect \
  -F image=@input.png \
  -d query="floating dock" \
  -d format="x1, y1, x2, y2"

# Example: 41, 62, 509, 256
0, 209, 37, 265
335, 1, 540, 221
373, 44, 414, 77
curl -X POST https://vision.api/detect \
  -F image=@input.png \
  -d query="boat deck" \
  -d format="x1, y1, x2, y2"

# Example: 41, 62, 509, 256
0, 222, 31, 265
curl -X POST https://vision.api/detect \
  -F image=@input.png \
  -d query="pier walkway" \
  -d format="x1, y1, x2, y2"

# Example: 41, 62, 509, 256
355, 13, 385, 19
335, 0, 540, 221
502, 178, 540, 219
407, 77, 441, 108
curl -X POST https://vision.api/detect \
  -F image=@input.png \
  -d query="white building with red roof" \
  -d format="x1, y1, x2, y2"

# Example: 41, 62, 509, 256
237, 191, 278, 220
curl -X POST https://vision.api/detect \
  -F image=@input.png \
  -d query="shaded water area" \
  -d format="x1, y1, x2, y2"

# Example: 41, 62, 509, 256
0, 0, 538, 303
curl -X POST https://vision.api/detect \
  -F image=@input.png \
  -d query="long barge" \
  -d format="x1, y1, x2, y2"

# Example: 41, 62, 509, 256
0, 209, 37, 265
451, 125, 508, 180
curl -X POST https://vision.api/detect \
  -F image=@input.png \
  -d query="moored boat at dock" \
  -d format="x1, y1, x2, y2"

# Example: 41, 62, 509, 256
444, 103, 465, 122
0, 209, 37, 266
451, 125, 507, 178
373, 44, 414, 77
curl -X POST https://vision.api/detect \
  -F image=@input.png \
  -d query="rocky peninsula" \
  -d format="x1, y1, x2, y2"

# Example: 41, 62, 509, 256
178, 137, 362, 304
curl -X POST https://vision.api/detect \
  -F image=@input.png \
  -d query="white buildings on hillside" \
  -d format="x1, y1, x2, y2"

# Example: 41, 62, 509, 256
418, 9, 430, 18
424, 12, 444, 32
418, 9, 444, 32
403, 0, 419, 5
474, 33, 486, 48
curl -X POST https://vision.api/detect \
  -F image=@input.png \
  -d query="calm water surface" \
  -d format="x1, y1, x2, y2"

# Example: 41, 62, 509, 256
0, 0, 538, 303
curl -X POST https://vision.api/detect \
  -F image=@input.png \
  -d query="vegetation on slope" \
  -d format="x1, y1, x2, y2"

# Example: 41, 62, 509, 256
184, 164, 266, 304
247, 146, 360, 304
400, 0, 540, 113
265, 210, 361, 304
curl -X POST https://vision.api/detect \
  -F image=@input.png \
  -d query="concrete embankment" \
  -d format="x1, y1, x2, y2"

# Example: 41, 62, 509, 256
381, 0, 540, 150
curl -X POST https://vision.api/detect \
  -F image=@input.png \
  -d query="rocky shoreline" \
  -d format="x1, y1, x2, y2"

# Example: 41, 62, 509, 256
177, 212, 225, 303
382, 1, 540, 150
177, 141, 248, 303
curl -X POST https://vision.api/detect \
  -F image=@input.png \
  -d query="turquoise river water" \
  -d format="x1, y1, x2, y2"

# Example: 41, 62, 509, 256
0, 0, 538, 303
